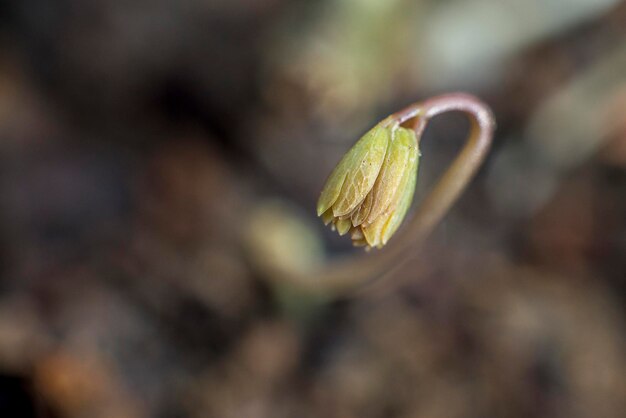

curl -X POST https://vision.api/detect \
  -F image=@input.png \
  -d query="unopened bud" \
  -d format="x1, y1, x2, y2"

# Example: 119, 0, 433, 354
317, 122, 419, 249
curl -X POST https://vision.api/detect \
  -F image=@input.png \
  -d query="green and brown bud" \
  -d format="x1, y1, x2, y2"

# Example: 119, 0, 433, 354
317, 122, 420, 249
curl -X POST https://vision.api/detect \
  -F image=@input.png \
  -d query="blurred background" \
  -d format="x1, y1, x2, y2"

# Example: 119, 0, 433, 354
1, 0, 625, 417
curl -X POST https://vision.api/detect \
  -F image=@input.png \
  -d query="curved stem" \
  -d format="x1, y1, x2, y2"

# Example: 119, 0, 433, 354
294, 93, 495, 295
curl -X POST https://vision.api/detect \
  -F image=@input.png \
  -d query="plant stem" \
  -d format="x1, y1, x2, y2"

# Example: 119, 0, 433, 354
297, 93, 495, 295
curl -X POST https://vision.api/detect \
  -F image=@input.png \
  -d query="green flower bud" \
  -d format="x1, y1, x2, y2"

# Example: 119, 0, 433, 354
317, 123, 420, 249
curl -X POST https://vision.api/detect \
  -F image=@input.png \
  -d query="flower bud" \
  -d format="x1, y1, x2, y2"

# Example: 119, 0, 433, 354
317, 123, 419, 249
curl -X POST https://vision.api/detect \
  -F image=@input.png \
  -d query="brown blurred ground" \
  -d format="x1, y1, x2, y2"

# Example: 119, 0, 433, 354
0, 1, 625, 417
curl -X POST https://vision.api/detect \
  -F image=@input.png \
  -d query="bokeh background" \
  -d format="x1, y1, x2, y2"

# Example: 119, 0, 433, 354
1, 1, 625, 417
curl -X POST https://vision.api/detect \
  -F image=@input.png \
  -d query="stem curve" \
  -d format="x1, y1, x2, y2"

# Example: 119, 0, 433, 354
297, 93, 495, 295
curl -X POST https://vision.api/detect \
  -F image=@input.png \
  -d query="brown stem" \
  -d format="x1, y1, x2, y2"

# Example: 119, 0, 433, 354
294, 93, 495, 295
